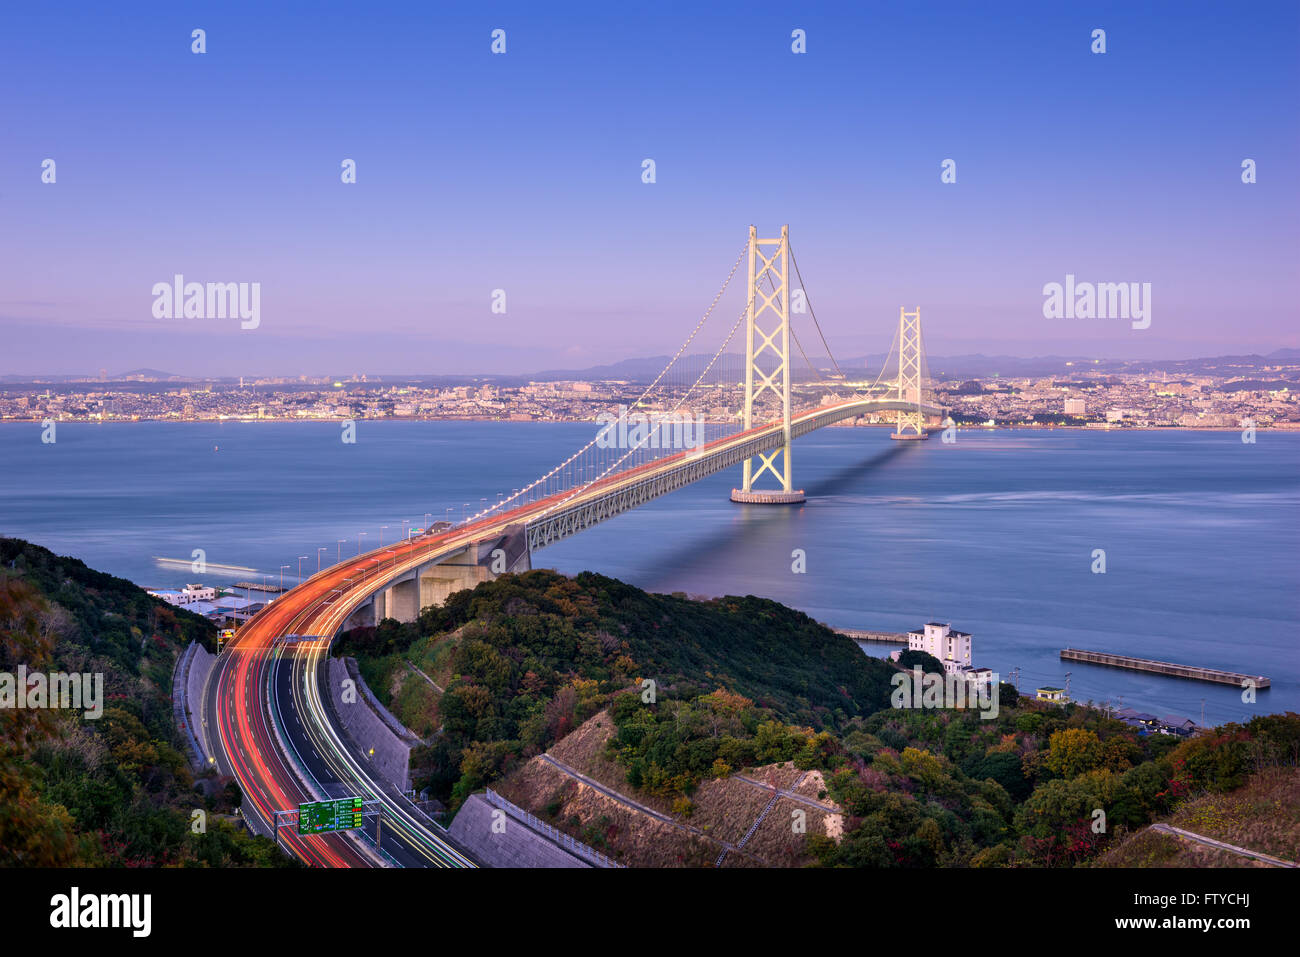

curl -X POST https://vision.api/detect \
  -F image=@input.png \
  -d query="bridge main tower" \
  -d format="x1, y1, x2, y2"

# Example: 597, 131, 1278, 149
890, 306, 928, 441
730, 224, 806, 504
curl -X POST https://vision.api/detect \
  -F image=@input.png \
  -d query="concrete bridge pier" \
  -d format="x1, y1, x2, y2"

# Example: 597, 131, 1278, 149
729, 488, 806, 504
343, 524, 531, 629
343, 595, 377, 632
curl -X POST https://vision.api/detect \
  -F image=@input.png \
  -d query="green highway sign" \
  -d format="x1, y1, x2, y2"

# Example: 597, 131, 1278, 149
298, 796, 364, 835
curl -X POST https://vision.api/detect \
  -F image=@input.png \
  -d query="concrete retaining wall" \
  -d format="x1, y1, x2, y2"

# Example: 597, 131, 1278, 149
174, 641, 216, 772
324, 657, 417, 793
448, 793, 590, 868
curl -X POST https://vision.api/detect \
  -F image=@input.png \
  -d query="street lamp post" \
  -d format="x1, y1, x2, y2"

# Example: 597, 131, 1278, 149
298, 555, 309, 582
380, 525, 388, 547
337, 540, 346, 562
280, 565, 290, 594
317, 547, 327, 572
357, 531, 367, 555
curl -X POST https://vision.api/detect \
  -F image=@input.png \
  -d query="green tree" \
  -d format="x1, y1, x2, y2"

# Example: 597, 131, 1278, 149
1044, 728, 1104, 779
896, 649, 945, 674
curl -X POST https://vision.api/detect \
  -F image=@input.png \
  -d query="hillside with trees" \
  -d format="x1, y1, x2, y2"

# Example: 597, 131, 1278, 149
333, 568, 899, 811
340, 567, 1300, 868
0, 538, 294, 867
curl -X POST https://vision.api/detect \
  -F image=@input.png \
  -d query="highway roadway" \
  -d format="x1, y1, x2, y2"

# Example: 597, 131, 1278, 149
201, 550, 477, 867
270, 644, 472, 866
202, 397, 930, 867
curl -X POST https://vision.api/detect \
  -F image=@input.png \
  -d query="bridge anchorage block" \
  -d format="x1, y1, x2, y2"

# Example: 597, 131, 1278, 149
729, 488, 806, 505
889, 431, 929, 441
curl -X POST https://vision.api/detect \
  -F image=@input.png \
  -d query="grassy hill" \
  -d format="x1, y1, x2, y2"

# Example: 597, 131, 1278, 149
1095, 767, 1300, 867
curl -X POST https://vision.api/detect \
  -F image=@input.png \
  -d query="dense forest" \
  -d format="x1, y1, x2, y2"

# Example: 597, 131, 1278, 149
0, 538, 294, 867
339, 567, 1300, 867
334, 568, 901, 810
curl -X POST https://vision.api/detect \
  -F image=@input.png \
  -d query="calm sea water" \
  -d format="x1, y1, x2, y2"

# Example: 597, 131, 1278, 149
1, 421, 1296, 726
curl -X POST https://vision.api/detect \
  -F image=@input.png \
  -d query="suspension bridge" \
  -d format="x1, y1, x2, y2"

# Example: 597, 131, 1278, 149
339, 224, 943, 621
204, 225, 946, 867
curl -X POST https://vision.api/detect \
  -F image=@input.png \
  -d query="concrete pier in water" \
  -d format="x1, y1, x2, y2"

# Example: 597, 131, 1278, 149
1061, 648, 1270, 689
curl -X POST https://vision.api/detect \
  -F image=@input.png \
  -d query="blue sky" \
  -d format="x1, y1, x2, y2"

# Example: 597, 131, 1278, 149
1, 0, 1296, 376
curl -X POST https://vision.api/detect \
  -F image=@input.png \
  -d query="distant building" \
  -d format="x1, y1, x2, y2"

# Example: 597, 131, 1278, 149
1064, 398, 1086, 415
908, 622, 973, 675
1158, 715, 1199, 737
1036, 687, 1068, 702
1115, 708, 1199, 735
205, 596, 264, 624
148, 583, 216, 607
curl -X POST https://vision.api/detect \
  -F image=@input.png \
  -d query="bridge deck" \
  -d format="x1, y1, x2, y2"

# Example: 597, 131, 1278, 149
526, 396, 941, 549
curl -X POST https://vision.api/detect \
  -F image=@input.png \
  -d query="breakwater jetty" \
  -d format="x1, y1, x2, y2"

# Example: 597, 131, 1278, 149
233, 581, 285, 594
1061, 648, 1270, 689
835, 628, 909, 643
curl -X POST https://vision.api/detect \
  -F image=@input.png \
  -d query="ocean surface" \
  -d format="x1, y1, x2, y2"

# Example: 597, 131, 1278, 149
1, 420, 1296, 727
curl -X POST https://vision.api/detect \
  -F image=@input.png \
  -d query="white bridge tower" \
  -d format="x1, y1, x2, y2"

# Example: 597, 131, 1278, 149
890, 306, 927, 441
731, 225, 806, 504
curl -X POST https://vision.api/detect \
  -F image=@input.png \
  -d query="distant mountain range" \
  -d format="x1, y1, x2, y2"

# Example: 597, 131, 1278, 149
4, 349, 1299, 386
527, 348, 1300, 382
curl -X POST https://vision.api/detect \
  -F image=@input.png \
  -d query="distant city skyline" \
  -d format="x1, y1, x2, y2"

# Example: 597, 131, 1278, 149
2, 1, 1296, 376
